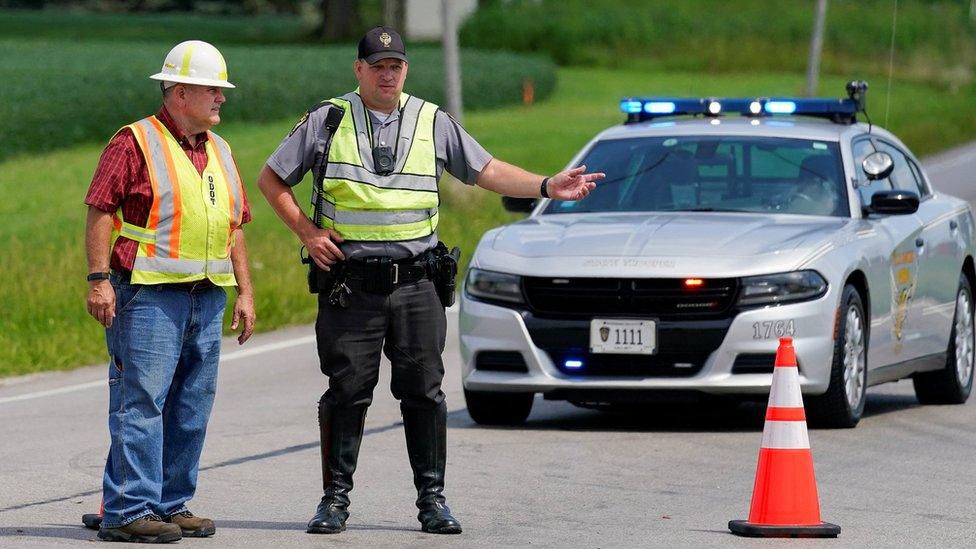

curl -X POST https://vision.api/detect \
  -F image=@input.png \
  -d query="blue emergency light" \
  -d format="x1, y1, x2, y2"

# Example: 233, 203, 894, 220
619, 81, 868, 125
564, 359, 584, 370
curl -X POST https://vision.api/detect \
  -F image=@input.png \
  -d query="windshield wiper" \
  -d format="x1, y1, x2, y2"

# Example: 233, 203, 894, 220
669, 207, 744, 212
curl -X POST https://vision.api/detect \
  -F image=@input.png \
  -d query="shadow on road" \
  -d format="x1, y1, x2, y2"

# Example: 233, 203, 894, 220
214, 519, 414, 533
0, 525, 96, 542
861, 392, 920, 419
215, 519, 414, 533
449, 391, 923, 433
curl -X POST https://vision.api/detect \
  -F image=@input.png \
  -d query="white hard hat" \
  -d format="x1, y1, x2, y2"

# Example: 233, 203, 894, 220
150, 40, 235, 89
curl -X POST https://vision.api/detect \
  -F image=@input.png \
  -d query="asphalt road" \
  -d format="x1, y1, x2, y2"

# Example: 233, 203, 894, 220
1, 148, 975, 548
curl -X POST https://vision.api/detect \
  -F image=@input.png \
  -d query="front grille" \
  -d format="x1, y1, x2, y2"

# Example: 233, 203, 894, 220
547, 350, 706, 377
522, 277, 738, 318
474, 351, 528, 373
524, 315, 732, 378
731, 353, 777, 374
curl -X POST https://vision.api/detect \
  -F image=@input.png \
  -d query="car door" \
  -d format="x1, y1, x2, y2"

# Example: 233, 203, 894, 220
877, 140, 964, 356
851, 137, 925, 367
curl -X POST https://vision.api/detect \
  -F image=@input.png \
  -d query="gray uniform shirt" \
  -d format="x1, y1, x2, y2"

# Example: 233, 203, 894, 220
267, 96, 493, 259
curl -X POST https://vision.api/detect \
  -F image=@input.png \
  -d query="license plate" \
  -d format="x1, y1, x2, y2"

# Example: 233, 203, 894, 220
589, 319, 656, 355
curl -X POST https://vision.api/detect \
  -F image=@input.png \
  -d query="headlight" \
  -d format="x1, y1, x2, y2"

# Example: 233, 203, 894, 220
737, 271, 828, 307
464, 268, 524, 304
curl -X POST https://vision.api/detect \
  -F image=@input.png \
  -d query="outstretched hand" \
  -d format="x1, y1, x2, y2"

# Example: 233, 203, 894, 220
546, 165, 605, 201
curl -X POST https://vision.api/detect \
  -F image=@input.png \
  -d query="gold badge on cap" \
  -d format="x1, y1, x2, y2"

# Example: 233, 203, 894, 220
380, 32, 392, 47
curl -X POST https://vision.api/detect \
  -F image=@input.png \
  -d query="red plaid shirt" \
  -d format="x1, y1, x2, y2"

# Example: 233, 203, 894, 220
85, 106, 252, 272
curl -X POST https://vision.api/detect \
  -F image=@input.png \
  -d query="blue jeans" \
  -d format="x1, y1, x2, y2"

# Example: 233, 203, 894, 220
101, 273, 227, 528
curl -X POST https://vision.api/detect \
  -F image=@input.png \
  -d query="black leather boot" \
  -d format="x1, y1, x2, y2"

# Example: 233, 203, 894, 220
307, 400, 367, 534
401, 401, 462, 534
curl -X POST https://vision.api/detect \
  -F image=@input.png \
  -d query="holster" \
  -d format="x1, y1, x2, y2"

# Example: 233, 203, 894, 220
429, 242, 461, 308
303, 252, 321, 294
304, 255, 344, 295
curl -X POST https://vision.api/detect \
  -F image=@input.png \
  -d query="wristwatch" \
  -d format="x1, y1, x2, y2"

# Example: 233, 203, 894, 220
87, 272, 111, 282
540, 177, 550, 199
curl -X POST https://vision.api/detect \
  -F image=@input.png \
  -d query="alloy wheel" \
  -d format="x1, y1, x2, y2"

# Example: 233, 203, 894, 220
842, 304, 866, 410
955, 289, 975, 389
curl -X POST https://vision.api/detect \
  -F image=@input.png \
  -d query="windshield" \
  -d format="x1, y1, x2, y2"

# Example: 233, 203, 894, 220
544, 136, 849, 217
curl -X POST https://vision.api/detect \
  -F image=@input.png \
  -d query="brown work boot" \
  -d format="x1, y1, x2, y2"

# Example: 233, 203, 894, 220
164, 510, 216, 537
97, 514, 182, 543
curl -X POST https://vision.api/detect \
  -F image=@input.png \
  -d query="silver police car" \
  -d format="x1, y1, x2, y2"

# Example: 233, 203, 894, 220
460, 83, 975, 428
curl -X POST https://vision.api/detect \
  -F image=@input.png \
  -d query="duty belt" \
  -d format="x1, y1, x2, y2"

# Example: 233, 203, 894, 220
341, 254, 431, 293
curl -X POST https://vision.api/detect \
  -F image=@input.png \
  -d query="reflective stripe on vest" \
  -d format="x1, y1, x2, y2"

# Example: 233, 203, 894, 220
318, 92, 440, 241
114, 115, 243, 286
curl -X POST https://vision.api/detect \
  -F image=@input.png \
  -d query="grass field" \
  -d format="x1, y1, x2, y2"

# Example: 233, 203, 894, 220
1, 67, 974, 376
0, 40, 555, 160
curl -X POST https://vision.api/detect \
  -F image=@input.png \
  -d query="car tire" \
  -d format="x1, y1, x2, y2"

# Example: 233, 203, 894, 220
464, 389, 533, 425
913, 273, 975, 405
808, 284, 868, 429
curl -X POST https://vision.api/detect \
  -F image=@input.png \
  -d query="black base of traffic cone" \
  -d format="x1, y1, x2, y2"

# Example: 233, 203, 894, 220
82, 513, 102, 531
729, 519, 840, 538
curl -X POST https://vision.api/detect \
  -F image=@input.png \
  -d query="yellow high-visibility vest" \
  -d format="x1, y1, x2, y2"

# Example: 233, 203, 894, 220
316, 91, 440, 241
112, 115, 245, 286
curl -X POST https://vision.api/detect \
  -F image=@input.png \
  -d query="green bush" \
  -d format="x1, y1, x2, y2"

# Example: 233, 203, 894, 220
0, 40, 555, 160
461, 0, 975, 84
0, 8, 310, 43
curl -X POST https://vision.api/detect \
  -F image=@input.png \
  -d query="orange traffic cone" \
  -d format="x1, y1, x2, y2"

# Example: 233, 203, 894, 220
729, 337, 840, 538
81, 497, 103, 530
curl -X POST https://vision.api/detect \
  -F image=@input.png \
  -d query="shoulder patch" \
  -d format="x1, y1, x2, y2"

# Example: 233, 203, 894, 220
288, 101, 337, 137
288, 111, 310, 137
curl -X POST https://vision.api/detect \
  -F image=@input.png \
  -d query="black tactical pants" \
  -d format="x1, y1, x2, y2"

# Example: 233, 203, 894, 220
315, 279, 447, 410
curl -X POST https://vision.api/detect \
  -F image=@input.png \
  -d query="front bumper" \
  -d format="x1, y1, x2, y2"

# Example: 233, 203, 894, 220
459, 292, 837, 399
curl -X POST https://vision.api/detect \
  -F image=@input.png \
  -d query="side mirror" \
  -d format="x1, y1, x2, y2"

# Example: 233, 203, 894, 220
866, 190, 919, 215
862, 151, 894, 181
502, 196, 537, 213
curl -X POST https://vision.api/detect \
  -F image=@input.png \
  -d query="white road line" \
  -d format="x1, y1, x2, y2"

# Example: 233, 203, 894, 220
0, 380, 108, 405
0, 334, 318, 405
220, 334, 317, 361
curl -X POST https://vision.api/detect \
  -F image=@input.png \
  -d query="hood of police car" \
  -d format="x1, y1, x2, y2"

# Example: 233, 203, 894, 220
476, 211, 851, 278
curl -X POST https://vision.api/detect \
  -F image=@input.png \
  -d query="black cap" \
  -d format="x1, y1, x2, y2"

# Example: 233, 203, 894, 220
358, 26, 407, 64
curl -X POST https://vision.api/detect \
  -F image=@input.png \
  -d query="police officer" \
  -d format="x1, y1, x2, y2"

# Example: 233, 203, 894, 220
257, 26, 603, 535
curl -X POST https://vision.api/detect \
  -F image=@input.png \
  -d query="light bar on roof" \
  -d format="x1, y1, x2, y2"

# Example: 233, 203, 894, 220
619, 95, 860, 124
764, 100, 797, 114
645, 101, 676, 114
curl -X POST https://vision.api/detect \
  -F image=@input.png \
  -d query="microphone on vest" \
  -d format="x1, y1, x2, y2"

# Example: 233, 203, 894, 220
323, 107, 344, 132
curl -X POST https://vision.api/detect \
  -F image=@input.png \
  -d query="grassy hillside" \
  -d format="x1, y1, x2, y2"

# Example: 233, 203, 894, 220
0, 40, 555, 160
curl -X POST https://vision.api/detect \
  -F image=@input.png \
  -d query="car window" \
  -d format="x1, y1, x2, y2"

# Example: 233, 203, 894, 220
544, 136, 849, 217
907, 159, 930, 197
875, 141, 925, 196
852, 138, 892, 206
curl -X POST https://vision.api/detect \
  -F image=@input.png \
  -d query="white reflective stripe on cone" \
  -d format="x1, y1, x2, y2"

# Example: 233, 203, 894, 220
767, 366, 804, 407
760, 420, 811, 449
